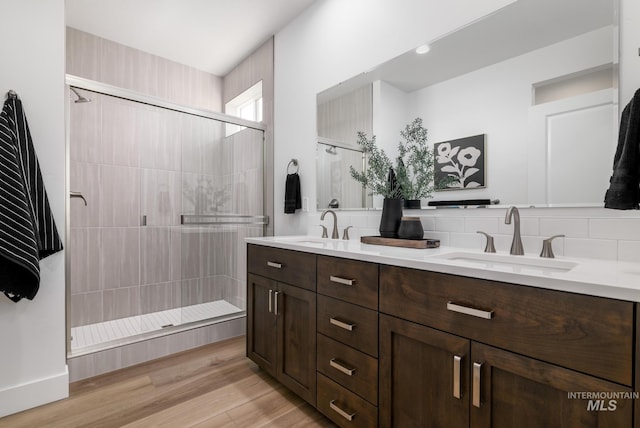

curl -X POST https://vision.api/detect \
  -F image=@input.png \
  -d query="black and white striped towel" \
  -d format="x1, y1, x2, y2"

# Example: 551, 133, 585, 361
0, 94, 63, 302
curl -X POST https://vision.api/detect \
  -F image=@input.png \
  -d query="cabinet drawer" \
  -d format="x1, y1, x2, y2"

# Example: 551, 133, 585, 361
317, 373, 378, 428
380, 265, 634, 386
317, 256, 378, 309
317, 295, 378, 357
317, 334, 378, 405
247, 244, 316, 291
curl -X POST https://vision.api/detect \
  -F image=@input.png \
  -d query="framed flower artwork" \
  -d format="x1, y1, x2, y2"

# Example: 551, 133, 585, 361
434, 134, 486, 190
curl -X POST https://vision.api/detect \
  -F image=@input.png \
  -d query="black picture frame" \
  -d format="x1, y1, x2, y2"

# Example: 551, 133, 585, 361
434, 134, 486, 191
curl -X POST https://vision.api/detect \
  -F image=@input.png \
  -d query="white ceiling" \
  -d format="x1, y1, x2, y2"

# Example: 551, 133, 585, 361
65, 0, 317, 76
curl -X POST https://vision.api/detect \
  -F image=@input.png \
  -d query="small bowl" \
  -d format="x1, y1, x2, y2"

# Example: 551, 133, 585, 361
397, 216, 424, 240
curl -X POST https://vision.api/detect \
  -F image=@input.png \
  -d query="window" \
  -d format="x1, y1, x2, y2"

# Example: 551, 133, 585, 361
225, 80, 263, 136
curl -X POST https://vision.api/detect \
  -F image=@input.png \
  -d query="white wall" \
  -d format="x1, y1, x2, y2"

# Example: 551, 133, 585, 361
273, 0, 516, 234
0, 0, 68, 417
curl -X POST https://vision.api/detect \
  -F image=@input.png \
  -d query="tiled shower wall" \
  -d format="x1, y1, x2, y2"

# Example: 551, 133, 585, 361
69, 91, 263, 328
66, 27, 222, 111
67, 28, 264, 328
307, 207, 640, 262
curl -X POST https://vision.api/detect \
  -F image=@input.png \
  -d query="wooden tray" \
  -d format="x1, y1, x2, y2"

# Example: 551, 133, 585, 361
360, 236, 440, 249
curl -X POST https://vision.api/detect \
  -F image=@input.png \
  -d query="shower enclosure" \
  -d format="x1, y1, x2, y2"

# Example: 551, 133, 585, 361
66, 76, 266, 357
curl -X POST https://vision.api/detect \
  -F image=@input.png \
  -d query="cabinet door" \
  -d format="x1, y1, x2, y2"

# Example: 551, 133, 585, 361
379, 314, 470, 428
246, 273, 277, 377
471, 342, 633, 428
276, 282, 317, 405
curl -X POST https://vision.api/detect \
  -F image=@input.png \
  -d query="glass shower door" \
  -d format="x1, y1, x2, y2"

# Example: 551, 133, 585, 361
69, 84, 265, 356
177, 114, 265, 327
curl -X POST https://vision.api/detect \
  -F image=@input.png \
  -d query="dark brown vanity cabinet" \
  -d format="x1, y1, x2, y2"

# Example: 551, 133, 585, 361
379, 265, 634, 428
379, 314, 470, 427
246, 245, 317, 405
247, 244, 637, 427
380, 314, 632, 428
471, 341, 632, 428
315, 256, 380, 427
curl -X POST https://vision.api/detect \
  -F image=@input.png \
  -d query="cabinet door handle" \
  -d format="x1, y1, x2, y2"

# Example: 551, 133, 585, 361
453, 355, 462, 399
267, 261, 282, 269
268, 289, 273, 313
330, 358, 355, 376
330, 317, 356, 331
274, 291, 280, 316
329, 275, 354, 286
330, 400, 355, 421
473, 362, 482, 408
447, 302, 493, 320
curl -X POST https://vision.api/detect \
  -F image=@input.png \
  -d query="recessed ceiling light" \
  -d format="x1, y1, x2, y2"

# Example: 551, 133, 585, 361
415, 44, 430, 54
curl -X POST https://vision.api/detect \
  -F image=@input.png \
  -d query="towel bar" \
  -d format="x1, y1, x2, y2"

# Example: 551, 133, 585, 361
180, 214, 269, 226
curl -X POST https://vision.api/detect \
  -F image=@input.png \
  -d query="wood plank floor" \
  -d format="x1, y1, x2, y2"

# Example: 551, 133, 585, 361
0, 336, 336, 428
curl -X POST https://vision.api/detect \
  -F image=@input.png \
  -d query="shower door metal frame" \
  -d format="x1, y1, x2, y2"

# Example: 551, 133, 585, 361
64, 74, 268, 358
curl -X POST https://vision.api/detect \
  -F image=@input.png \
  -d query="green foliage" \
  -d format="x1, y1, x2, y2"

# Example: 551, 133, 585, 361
395, 118, 435, 200
349, 118, 435, 200
349, 131, 402, 198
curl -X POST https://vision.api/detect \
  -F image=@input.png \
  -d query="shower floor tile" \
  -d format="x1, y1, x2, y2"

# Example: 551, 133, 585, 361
71, 300, 242, 353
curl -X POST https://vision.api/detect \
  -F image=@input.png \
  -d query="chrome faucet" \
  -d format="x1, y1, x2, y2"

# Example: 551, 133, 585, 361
321, 209, 339, 239
505, 206, 524, 255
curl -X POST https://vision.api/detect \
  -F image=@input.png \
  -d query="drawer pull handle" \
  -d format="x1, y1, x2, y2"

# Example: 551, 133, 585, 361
473, 362, 482, 408
330, 400, 355, 421
453, 355, 462, 399
267, 261, 282, 269
330, 358, 355, 376
274, 291, 280, 316
330, 275, 354, 286
268, 289, 273, 313
330, 317, 356, 331
447, 302, 493, 320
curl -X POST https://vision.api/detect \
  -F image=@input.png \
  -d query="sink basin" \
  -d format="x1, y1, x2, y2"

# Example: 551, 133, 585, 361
293, 240, 327, 247
431, 251, 577, 273
277, 237, 332, 247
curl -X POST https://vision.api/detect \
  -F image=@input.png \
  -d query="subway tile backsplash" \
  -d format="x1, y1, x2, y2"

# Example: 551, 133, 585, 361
564, 237, 618, 260
539, 218, 589, 238
618, 240, 640, 263
308, 207, 640, 261
589, 218, 640, 241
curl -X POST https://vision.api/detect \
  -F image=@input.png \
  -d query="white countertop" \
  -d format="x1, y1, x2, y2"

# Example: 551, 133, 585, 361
246, 235, 640, 302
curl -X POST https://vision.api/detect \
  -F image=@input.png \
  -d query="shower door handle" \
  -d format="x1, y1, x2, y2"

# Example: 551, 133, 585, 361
70, 191, 87, 206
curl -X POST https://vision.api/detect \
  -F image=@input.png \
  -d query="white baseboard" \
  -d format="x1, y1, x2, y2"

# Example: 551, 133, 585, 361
0, 365, 69, 418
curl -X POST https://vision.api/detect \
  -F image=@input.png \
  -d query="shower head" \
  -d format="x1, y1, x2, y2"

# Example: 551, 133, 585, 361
70, 87, 91, 103
325, 146, 337, 155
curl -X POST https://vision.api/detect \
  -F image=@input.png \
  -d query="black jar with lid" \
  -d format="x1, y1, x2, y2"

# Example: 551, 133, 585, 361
397, 216, 424, 239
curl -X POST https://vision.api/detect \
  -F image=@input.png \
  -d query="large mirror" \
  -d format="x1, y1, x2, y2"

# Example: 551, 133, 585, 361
316, 0, 618, 210
316, 138, 372, 210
